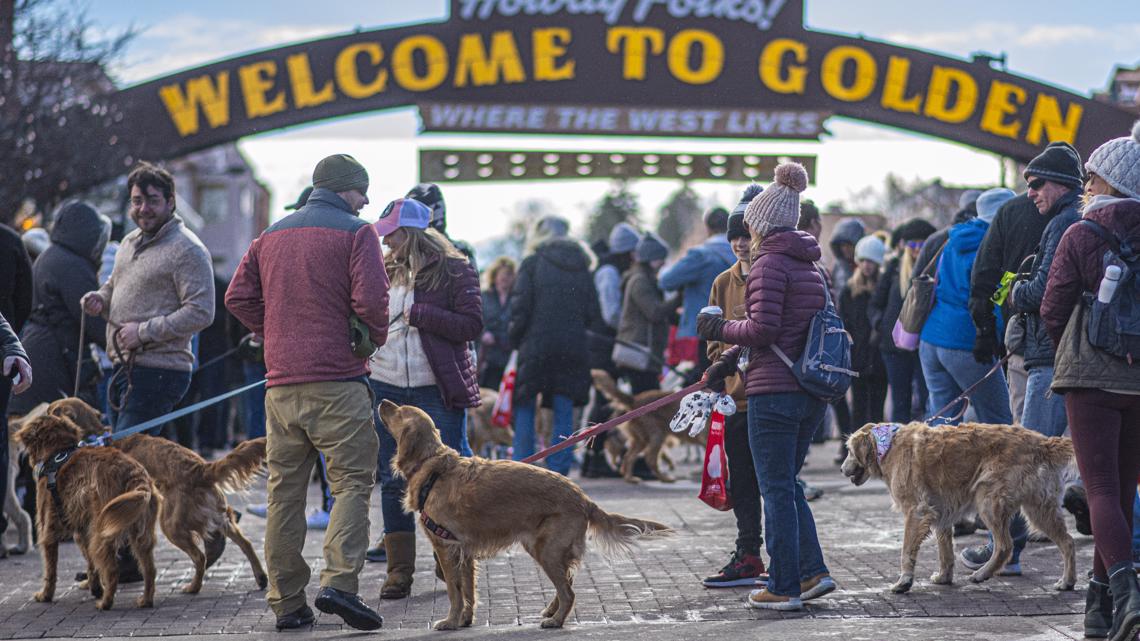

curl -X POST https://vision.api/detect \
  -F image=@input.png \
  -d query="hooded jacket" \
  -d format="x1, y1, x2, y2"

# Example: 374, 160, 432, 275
1008, 189, 1081, 370
9, 205, 110, 413
658, 236, 735, 337
616, 263, 675, 369
829, 218, 865, 298
921, 218, 1002, 351
509, 238, 604, 405
721, 229, 827, 396
1042, 197, 1140, 393
0, 224, 32, 334
969, 194, 1045, 348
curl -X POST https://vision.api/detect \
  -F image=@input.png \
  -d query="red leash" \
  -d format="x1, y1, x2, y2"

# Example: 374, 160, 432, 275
521, 380, 710, 464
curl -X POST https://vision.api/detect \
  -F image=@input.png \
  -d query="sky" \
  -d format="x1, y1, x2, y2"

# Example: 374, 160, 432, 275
87, 0, 1140, 245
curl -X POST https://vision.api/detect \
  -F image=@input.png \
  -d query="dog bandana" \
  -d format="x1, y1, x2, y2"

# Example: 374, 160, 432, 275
870, 423, 903, 462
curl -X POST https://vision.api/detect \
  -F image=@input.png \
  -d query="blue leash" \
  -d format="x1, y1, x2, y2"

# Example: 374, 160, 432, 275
85, 379, 267, 446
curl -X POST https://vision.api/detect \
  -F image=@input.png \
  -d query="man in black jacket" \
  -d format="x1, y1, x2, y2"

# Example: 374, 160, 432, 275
1, 312, 33, 551
0, 223, 33, 335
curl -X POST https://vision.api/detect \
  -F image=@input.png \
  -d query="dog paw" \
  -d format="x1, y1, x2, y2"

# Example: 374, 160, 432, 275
135, 596, 153, 609
540, 617, 564, 629
624, 477, 642, 485
1053, 579, 1075, 592
181, 583, 202, 594
433, 619, 459, 631
95, 598, 114, 611
33, 591, 52, 603
256, 574, 269, 590
889, 578, 913, 594
968, 570, 990, 584
929, 572, 953, 585
658, 475, 676, 483
9, 545, 27, 556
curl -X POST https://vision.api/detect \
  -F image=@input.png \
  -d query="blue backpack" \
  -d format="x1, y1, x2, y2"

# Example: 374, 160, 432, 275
769, 266, 858, 402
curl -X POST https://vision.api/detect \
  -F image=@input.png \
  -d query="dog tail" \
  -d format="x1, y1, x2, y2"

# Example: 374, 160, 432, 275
590, 369, 636, 414
1043, 436, 1080, 485
96, 486, 155, 540
586, 503, 673, 558
206, 438, 267, 492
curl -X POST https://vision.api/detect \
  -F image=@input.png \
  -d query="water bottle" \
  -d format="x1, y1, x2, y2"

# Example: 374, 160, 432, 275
1098, 265, 1122, 304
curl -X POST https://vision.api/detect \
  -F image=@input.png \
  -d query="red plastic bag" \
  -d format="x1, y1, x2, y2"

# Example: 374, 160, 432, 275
699, 410, 732, 511
491, 351, 517, 428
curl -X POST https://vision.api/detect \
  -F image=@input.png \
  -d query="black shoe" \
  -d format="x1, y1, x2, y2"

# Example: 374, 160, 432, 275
75, 571, 88, 582
365, 545, 386, 563
1063, 486, 1092, 536
953, 518, 978, 537
1108, 563, 1140, 641
631, 457, 656, 480
582, 452, 621, 479
1085, 580, 1112, 639
314, 586, 383, 631
276, 605, 315, 631
118, 561, 144, 584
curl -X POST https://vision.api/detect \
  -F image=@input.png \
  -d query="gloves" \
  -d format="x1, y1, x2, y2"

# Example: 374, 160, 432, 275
972, 328, 1005, 364
702, 358, 735, 393
696, 313, 727, 342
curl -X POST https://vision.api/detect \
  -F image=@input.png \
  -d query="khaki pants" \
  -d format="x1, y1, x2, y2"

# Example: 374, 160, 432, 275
1006, 353, 1028, 425
263, 380, 378, 615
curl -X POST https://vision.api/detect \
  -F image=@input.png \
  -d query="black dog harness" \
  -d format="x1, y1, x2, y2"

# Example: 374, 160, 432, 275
34, 446, 77, 512
416, 471, 457, 541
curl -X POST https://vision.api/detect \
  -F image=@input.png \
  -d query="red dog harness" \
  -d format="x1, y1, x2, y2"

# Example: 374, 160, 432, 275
416, 471, 457, 541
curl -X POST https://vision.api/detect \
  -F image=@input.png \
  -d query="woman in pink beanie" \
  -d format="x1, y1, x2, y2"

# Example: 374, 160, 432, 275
696, 162, 836, 611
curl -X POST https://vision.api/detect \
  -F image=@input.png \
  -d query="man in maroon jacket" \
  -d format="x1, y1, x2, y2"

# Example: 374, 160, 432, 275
226, 154, 389, 631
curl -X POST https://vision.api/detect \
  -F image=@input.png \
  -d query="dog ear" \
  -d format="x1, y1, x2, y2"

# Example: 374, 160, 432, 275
849, 427, 878, 471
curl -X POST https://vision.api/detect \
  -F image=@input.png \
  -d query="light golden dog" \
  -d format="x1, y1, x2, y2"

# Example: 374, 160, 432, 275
466, 388, 513, 458
15, 414, 159, 610
379, 400, 672, 630
48, 398, 268, 593
590, 369, 704, 483
840, 421, 1077, 594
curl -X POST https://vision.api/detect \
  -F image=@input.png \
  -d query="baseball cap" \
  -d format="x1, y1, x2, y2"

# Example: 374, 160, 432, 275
374, 198, 432, 237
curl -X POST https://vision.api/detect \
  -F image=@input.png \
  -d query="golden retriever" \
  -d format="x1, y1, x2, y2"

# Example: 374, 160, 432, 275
466, 388, 513, 458
48, 398, 268, 593
378, 400, 672, 629
15, 414, 159, 610
590, 369, 705, 483
840, 421, 1076, 593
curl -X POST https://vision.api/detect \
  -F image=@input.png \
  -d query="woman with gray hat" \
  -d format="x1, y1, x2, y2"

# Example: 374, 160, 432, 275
615, 232, 676, 394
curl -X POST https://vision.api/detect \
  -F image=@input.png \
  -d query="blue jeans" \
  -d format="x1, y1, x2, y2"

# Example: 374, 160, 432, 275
242, 361, 268, 439
512, 394, 575, 476
1021, 366, 1067, 437
371, 380, 471, 534
919, 341, 1012, 426
881, 349, 928, 423
110, 365, 192, 434
748, 392, 830, 597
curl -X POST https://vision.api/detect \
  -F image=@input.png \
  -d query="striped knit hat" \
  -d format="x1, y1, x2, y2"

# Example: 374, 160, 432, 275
744, 162, 809, 238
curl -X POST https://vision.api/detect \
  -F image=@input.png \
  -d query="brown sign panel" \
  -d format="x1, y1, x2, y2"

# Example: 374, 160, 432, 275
83, 0, 1136, 192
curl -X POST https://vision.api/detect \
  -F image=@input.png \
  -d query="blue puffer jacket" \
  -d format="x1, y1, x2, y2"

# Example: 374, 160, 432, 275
658, 236, 736, 337
921, 218, 1003, 351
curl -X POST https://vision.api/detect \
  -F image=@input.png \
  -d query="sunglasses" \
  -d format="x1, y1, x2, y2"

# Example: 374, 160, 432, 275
1027, 177, 1047, 191
905, 240, 924, 250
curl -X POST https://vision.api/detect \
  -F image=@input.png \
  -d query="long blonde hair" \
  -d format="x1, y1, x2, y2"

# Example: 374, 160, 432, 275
384, 227, 468, 291
898, 249, 917, 296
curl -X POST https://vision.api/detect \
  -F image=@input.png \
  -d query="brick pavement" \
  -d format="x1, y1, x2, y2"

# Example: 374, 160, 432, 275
0, 444, 1094, 638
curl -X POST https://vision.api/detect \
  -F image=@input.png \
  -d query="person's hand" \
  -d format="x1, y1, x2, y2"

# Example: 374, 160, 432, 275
972, 329, 1004, 364
481, 331, 495, 346
117, 322, 142, 350
3, 356, 32, 394
696, 313, 727, 342
701, 358, 735, 393
81, 291, 105, 316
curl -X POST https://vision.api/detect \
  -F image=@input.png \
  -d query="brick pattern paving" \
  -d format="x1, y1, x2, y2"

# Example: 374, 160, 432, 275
0, 447, 1091, 637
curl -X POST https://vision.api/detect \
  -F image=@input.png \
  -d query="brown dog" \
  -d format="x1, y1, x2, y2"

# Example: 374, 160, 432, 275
15, 414, 159, 610
48, 398, 269, 593
466, 388, 513, 458
840, 421, 1077, 594
590, 369, 705, 483
379, 400, 672, 630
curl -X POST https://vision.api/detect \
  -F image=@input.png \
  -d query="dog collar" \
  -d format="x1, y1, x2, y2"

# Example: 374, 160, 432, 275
870, 423, 903, 462
416, 471, 458, 541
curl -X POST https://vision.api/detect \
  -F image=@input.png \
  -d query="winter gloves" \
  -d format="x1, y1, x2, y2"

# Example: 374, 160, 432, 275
972, 323, 1005, 364
702, 356, 737, 393
696, 312, 727, 342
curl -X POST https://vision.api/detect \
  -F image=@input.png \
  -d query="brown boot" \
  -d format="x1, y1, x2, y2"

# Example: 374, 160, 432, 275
380, 532, 415, 600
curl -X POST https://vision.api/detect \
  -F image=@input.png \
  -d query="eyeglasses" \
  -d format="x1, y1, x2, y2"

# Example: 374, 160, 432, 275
1027, 177, 1047, 191
905, 240, 924, 250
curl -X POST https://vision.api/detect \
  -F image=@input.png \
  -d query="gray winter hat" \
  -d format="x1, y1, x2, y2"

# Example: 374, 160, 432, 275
608, 222, 640, 254
635, 232, 669, 263
1085, 121, 1140, 199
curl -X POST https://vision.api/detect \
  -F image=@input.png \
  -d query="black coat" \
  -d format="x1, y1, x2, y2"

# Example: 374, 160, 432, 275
480, 287, 512, 374
869, 256, 905, 354
509, 239, 603, 406
839, 276, 884, 377
969, 194, 1046, 343
9, 207, 108, 413
0, 223, 33, 333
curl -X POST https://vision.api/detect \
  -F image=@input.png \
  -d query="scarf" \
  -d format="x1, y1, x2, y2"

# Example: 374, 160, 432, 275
870, 422, 903, 462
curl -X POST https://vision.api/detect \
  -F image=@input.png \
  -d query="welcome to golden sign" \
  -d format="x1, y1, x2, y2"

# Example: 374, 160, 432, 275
101, 0, 1134, 178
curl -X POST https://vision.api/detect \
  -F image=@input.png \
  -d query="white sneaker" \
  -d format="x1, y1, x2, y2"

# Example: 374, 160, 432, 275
747, 588, 803, 611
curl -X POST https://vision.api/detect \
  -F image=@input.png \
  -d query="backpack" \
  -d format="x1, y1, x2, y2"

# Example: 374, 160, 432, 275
1081, 220, 1140, 363
769, 266, 859, 402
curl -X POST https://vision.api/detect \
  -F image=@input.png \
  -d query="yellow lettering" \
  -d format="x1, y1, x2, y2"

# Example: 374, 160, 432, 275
239, 61, 286, 119
157, 72, 231, 137
606, 27, 665, 81
533, 28, 575, 82
821, 46, 876, 102
880, 56, 922, 114
980, 80, 1027, 139
392, 35, 449, 92
666, 29, 723, 85
454, 31, 526, 88
287, 53, 336, 108
758, 38, 807, 95
923, 66, 977, 123
1026, 94, 1083, 145
335, 43, 388, 99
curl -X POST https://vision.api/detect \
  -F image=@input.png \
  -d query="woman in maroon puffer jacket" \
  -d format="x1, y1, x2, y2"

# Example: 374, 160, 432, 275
697, 162, 835, 612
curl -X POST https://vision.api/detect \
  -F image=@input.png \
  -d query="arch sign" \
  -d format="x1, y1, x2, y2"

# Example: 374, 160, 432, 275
102, 0, 1135, 182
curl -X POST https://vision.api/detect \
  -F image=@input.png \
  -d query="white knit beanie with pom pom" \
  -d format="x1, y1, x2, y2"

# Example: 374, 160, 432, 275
1085, 121, 1140, 199
744, 162, 809, 238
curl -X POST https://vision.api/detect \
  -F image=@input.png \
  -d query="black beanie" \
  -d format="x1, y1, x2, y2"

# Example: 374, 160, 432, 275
407, 183, 446, 232
1023, 141, 1083, 189
726, 212, 750, 242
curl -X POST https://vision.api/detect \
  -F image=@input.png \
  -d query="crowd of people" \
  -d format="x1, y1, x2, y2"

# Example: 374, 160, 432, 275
0, 123, 1139, 637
